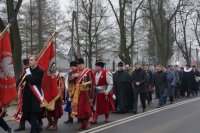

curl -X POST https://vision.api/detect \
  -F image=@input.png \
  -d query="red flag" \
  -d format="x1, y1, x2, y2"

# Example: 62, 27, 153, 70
38, 40, 59, 110
0, 32, 17, 107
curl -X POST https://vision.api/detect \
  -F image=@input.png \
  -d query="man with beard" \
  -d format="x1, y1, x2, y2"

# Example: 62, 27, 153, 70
113, 62, 133, 113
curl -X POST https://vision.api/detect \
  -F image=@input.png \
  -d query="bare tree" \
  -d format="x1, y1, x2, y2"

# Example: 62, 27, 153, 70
147, 0, 184, 65
107, 0, 144, 64
191, 10, 200, 47
6, 0, 23, 79
175, 9, 194, 65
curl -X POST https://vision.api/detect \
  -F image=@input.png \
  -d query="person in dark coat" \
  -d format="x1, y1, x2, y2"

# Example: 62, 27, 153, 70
165, 65, 177, 104
22, 55, 44, 133
0, 103, 13, 133
192, 65, 199, 96
179, 67, 184, 97
152, 65, 167, 108
113, 62, 133, 113
131, 63, 147, 113
182, 65, 195, 97
144, 65, 153, 105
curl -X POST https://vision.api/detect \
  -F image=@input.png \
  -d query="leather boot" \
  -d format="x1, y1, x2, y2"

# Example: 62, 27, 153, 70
105, 114, 110, 122
64, 112, 73, 124
77, 121, 85, 130
90, 112, 98, 124
50, 118, 58, 130
84, 120, 90, 130
46, 116, 53, 129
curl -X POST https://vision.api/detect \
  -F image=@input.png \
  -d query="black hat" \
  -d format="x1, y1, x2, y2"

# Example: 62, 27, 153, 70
118, 61, 124, 67
165, 65, 171, 69
192, 65, 196, 68
95, 60, 104, 68
23, 58, 29, 66
70, 61, 77, 67
76, 58, 84, 64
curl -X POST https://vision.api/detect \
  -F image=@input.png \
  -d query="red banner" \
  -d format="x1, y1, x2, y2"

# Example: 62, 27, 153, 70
0, 32, 17, 107
38, 40, 59, 110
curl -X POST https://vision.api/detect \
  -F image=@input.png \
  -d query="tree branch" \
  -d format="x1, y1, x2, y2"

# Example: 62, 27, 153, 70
107, 0, 120, 26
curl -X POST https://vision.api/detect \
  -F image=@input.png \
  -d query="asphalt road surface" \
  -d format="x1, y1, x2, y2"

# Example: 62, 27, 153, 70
1, 96, 200, 133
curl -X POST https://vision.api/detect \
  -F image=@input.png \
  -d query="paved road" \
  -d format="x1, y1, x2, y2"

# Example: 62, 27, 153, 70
1, 96, 200, 133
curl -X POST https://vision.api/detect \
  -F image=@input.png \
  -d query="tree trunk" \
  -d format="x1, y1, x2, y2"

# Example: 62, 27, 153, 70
6, 0, 22, 80
88, 0, 93, 68
37, 0, 43, 52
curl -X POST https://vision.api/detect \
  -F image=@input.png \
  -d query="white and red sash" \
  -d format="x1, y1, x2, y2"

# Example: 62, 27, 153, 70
27, 69, 44, 103
28, 83, 44, 103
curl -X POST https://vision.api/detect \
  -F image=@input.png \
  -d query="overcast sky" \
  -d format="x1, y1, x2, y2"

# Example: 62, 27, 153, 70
59, 0, 71, 10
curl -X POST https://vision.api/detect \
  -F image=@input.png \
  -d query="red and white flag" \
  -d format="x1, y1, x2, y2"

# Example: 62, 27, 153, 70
38, 40, 59, 110
0, 32, 17, 107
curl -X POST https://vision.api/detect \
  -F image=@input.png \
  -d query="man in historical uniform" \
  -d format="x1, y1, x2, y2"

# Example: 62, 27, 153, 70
22, 55, 44, 133
64, 61, 78, 124
90, 60, 114, 124
71, 58, 94, 130
14, 58, 30, 132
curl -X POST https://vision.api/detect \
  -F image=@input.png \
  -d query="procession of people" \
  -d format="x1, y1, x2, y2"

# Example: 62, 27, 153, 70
1, 25, 200, 133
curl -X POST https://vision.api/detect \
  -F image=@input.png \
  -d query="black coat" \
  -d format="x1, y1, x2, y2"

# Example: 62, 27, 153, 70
131, 68, 147, 93
22, 66, 44, 113
113, 70, 133, 112
182, 69, 195, 91
152, 71, 167, 90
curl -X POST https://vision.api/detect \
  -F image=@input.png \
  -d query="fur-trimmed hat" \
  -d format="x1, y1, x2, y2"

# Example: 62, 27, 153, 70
118, 61, 124, 67
70, 61, 77, 67
76, 58, 84, 64
95, 60, 104, 68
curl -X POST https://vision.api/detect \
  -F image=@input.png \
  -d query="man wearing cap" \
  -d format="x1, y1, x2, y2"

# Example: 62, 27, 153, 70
113, 61, 133, 113
71, 58, 94, 130
64, 61, 78, 124
90, 60, 114, 124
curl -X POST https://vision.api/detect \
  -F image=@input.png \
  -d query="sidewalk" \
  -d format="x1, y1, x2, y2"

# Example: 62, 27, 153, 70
3, 105, 17, 122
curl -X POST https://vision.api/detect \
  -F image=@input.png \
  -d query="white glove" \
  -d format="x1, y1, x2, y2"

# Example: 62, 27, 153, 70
112, 94, 116, 100
25, 68, 31, 75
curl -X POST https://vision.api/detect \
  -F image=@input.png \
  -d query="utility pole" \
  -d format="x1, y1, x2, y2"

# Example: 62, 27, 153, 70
54, 1, 57, 64
30, 0, 33, 54
196, 48, 199, 68
75, 0, 80, 57
69, 11, 76, 61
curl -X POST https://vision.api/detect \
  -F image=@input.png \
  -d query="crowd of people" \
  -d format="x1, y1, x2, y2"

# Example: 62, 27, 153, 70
0, 55, 200, 133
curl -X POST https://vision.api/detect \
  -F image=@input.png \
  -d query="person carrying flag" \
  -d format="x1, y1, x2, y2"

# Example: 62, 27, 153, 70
22, 55, 44, 133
